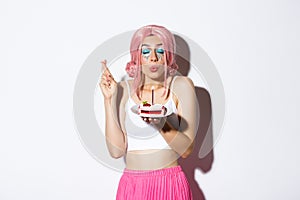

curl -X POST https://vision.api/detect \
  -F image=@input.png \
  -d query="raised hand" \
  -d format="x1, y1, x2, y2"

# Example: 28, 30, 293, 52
99, 60, 117, 99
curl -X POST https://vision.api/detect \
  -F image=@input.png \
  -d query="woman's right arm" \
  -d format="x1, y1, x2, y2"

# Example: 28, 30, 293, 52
99, 60, 126, 158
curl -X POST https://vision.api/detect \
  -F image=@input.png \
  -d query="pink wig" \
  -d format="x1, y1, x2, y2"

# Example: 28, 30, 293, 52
125, 25, 178, 98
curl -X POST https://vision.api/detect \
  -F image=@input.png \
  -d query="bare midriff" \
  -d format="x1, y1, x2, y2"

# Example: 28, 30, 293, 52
125, 149, 179, 170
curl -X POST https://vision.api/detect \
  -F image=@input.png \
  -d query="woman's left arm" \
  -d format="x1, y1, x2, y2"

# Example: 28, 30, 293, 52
160, 76, 199, 158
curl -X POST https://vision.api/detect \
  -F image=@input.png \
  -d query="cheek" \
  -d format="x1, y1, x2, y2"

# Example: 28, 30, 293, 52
141, 56, 148, 63
159, 53, 166, 64
141, 67, 149, 76
141, 55, 150, 65
156, 53, 164, 60
141, 56, 147, 65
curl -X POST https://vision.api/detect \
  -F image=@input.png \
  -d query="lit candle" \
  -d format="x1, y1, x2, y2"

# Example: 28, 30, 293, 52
151, 86, 154, 105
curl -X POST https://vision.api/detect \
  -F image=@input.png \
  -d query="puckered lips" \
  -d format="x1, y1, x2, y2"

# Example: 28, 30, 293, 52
148, 64, 163, 73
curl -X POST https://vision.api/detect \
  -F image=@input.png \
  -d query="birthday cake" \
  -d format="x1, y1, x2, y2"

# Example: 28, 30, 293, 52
138, 101, 167, 118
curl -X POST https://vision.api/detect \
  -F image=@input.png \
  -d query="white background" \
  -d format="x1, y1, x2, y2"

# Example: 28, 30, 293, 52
2, 0, 300, 199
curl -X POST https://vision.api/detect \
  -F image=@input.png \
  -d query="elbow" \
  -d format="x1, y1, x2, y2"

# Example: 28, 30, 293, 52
181, 149, 192, 159
180, 142, 194, 159
106, 139, 126, 159
109, 150, 125, 159
111, 154, 124, 159
108, 146, 126, 159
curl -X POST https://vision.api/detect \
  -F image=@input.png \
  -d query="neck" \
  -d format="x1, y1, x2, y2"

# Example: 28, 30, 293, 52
142, 75, 165, 89
137, 75, 171, 100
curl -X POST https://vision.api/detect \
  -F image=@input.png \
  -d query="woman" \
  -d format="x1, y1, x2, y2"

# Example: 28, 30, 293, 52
99, 25, 199, 200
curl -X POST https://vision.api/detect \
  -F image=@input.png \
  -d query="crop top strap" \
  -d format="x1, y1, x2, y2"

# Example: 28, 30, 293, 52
124, 80, 131, 96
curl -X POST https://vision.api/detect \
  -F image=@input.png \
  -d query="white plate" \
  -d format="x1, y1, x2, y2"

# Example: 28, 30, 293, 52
131, 105, 173, 118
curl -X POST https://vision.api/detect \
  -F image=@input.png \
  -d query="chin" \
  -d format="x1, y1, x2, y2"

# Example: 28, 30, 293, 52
142, 70, 164, 80
151, 75, 165, 81
146, 72, 164, 79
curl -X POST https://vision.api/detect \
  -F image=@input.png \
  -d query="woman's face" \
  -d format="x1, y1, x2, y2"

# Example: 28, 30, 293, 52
140, 35, 166, 80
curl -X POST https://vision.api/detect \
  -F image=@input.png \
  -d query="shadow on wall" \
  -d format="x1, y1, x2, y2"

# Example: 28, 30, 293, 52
175, 35, 214, 200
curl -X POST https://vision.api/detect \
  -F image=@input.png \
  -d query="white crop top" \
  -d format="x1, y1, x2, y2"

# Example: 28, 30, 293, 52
124, 76, 179, 151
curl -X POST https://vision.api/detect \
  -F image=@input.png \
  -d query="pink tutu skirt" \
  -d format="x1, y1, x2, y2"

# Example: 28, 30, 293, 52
116, 165, 192, 200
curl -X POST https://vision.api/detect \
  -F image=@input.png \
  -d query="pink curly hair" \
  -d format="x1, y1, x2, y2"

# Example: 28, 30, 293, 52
125, 25, 178, 98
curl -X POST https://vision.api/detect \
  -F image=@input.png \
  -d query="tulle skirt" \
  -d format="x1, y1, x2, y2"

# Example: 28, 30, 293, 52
116, 165, 192, 200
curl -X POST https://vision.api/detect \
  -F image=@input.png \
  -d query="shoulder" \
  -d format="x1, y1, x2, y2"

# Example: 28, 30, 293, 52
172, 76, 195, 91
171, 76, 196, 106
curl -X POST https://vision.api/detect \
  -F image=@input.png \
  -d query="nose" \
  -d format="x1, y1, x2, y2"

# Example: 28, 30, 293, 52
149, 50, 158, 62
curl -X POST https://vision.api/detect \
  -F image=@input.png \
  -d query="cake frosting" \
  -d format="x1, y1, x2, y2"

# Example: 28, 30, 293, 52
138, 101, 167, 118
